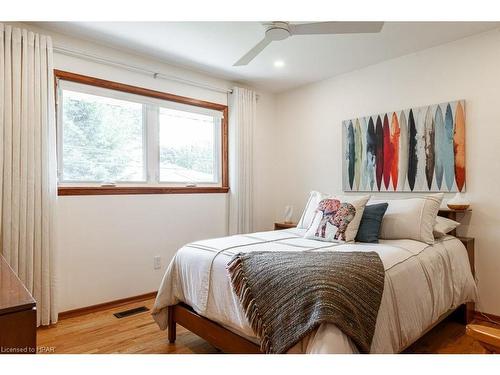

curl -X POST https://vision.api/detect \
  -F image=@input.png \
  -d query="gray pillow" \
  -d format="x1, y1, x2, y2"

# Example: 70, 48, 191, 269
355, 203, 389, 243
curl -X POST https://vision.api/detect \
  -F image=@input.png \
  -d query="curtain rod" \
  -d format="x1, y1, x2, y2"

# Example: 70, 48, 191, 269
53, 46, 234, 95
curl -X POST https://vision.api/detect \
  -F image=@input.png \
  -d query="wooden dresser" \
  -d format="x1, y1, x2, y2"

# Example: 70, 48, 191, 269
0, 254, 37, 354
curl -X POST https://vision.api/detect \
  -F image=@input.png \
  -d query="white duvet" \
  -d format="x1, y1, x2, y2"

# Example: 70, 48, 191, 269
152, 228, 477, 353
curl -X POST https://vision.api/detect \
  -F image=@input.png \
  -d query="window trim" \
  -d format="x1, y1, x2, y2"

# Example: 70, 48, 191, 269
54, 70, 229, 196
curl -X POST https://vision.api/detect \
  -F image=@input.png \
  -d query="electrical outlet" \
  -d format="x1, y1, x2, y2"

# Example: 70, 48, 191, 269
154, 256, 161, 270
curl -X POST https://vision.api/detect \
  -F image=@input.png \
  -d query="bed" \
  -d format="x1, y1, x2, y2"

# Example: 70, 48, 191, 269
152, 212, 477, 354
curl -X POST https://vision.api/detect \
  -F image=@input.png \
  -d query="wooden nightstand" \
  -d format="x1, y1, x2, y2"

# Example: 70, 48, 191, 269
438, 207, 472, 221
274, 222, 297, 230
438, 208, 471, 236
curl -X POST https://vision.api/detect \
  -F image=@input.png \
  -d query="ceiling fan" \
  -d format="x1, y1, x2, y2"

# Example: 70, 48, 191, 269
233, 21, 384, 66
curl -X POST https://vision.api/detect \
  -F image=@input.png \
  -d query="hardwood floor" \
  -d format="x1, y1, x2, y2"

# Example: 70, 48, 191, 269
38, 298, 218, 354
37, 298, 491, 354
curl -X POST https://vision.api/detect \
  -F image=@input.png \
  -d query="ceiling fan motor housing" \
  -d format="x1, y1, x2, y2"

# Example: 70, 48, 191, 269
266, 22, 291, 41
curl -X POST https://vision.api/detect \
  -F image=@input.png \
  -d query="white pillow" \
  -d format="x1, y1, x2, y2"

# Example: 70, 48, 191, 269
297, 191, 324, 229
304, 195, 370, 242
374, 193, 444, 244
434, 216, 460, 238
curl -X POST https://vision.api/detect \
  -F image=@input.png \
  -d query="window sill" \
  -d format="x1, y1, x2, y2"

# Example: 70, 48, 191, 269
58, 186, 230, 196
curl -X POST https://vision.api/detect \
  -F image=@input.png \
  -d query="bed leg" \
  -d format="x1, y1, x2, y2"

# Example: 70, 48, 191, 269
465, 302, 475, 324
454, 303, 475, 325
167, 305, 176, 343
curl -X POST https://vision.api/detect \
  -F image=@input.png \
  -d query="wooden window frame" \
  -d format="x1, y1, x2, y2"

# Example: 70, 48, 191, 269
54, 70, 229, 196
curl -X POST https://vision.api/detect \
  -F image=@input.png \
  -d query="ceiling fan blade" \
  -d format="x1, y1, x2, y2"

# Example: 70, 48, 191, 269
233, 37, 272, 66
290, 22, 384, 35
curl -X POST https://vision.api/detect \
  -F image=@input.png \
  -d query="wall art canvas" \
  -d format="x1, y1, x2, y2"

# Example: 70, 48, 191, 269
342, 100, 465, 192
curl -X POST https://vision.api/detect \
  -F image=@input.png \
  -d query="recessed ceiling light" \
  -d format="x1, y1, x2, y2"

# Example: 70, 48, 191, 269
274, 60, 285, 68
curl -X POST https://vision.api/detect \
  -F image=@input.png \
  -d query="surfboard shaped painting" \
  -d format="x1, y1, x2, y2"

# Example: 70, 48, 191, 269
414, 108, 428, 192
360, 118, 368, 191
375, 116, 384, 191
398, 111, 408, 191
383, 114, 392, 190
366, 117, 376, 191
346, 121, 355, 190
434, 105, 445, 190
407, 109, 418, 191
454, 102, 466, 191
390, 112, 400, 191
444, 104, 455, 191
354, 119, 363, 191
424, 107, 435, 190
342, 99, 465, 192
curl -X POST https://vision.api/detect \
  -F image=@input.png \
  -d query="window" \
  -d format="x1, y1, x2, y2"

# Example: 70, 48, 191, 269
159, 107, 219, 183
61, 90, 145, 183
55, 70, 228, 195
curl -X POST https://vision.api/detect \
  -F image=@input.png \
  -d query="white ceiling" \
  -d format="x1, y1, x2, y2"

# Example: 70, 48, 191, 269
34, 22, 500, 93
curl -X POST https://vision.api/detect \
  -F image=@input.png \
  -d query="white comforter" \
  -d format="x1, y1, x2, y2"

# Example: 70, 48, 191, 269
152, 228, 477, 353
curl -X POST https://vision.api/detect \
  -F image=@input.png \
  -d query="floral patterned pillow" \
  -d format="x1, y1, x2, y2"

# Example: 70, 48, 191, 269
304, 195, 370, 242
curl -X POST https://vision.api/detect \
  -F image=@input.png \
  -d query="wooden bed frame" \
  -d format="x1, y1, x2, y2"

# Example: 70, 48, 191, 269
166, 209, 475, 354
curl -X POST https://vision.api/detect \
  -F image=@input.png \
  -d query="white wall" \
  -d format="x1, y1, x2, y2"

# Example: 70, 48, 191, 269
274, 28, 500, 316
9, 23, 277, 311
57, 195, 227, 311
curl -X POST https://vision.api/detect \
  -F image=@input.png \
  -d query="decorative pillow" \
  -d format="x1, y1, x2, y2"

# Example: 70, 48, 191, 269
304, 195, 370, 242
374, 193, 444, 244
297, 191, 324, 229
434, 216, 460, 238
355, 203, 389, 243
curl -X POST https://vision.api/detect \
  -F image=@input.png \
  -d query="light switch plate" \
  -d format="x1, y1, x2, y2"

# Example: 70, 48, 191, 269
154, 256, 161, 270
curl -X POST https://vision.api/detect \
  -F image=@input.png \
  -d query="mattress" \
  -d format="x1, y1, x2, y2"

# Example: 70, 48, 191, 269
152, 228, 477, 353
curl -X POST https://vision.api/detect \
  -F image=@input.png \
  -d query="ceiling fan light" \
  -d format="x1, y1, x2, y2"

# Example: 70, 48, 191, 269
266, 27, 290, 41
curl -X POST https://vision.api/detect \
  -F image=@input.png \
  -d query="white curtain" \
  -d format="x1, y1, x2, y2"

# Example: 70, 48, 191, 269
228, 87, 256, 235
0, 24, 58, 326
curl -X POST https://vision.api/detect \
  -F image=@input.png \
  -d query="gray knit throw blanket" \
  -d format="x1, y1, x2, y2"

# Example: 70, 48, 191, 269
227, 251, 385, 354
